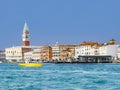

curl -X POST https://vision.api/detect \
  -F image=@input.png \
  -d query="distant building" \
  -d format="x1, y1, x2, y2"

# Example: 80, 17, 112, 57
24, 48, 41, 61
40, 46, 52, 62
99, 44, 119, 59
52, 44, 76, 61
98, 39, 118, 59
52, 44, 60, 60
24, 51, 33, 60
117, 45, 120, 59
75, 41, 99, 58
60, 47, 75, 60
0, 50, 6, 62
5, 46, 41, 62
75, 40, 120, 59
32, 48, 41, 60
5, 46, 31, 62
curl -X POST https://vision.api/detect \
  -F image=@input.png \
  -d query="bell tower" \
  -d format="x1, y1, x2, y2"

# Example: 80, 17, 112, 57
22, 21, 30, 46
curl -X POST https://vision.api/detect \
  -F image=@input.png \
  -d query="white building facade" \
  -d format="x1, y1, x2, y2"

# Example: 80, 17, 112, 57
52, 45, 60, 60
117, 45, 120, 59
5, 46, 41, 62
24, 48, 41, 61
99, 44, 119, 59
75, 41, 120, 60
75, 42, 99, 58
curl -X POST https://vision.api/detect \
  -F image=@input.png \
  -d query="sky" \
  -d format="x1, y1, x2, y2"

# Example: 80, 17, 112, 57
0, 0, 120, 50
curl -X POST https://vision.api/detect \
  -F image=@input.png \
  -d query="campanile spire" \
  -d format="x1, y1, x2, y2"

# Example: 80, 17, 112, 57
22, 21, 30, 46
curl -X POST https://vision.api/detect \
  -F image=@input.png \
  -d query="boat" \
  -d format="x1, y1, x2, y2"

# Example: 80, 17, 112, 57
18, 59, 43, 67
19, 63, 43, 67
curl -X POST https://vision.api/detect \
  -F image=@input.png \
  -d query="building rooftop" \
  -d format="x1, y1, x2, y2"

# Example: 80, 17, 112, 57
80, 41, 99, 46
6, 46, 41, 49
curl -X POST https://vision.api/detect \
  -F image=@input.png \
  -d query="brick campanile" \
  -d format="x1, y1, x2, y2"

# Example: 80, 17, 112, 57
22, 21, 30, 46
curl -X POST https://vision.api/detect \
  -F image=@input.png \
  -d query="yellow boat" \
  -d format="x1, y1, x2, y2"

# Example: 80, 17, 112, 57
18, 63, 43, 67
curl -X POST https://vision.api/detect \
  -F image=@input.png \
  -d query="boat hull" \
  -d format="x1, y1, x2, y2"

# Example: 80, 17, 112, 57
19, 63, 43, 67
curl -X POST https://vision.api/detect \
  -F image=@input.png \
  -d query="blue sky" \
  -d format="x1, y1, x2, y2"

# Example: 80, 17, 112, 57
0, 0, 120, 49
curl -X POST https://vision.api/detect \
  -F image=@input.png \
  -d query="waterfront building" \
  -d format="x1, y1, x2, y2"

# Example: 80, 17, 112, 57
0, 50, 6, 62
52, 44, 60, 60
32, 48, 41, 60
75, 40, 120, 63
5, 46, 31, 62
98, 39, 118, 59
60, 47, 75, 61
5, 46, 41, 62
99, 44, 119, 59
75, 41, 99, 58
24, 48, 41, 61
24, 51, 33, 61
52, 44, 76, 61
117, 45, 120, 59
40, 46, 52, 62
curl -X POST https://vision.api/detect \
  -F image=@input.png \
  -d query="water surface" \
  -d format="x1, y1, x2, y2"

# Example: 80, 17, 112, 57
0, 63, 120, 90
